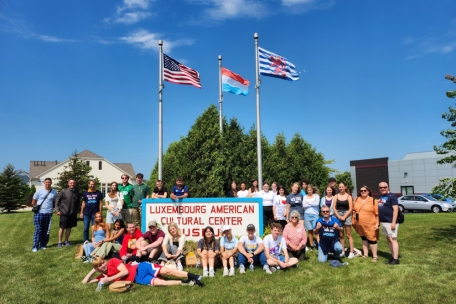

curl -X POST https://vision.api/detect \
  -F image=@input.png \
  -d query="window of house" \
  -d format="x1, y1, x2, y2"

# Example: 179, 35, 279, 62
401, 186, 414, 196
99, 161, 102, 170
86, 161, 90, 166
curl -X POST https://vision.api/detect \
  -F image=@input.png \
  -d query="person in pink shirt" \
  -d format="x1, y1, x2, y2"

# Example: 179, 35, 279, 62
282, 210, 307, 261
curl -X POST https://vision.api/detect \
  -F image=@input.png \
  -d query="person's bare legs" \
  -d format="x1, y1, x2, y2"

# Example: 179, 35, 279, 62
58, 228, 64, 244
345, 226, 354, 253
64, 228, 71, 242
362, 240, 369, 257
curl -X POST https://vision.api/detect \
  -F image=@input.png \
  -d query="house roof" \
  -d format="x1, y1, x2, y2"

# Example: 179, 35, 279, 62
30, 161, 60, 179
113, 163, 136, 178
77, 150, 103, 159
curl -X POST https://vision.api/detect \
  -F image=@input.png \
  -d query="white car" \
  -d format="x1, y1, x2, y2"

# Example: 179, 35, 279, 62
397, 195, 453, 213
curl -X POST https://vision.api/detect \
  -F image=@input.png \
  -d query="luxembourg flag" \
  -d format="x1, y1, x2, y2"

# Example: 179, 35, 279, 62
222, 67, 249, 96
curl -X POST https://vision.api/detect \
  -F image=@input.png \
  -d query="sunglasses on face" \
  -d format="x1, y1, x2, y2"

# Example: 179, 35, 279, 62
379, 186, 388, 189
322, 211, 330, 213
291, 216, 298, 219
360, 189, 367, 192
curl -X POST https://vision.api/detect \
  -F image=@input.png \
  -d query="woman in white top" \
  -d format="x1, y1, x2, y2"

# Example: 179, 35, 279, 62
237, 182, 249, 198
105, 182, 124, 231
273, 185, 288, 230
303, 184, 320, 251
158, 222, 186, 271
271, 182, 278, 195
248, 179, 259, 198
259, 182, 275, 228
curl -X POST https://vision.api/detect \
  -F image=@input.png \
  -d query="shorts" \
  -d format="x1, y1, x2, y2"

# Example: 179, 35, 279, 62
106, 209, 122, 224
304, 213, 319, 231
135, 262, 163, 285
59, 214, 77, 229
381, 222, 399, 238
336, 210, 352, 226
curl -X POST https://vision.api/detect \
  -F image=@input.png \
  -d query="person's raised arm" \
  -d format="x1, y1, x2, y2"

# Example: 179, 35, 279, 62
101, 263, 128, 284
104, 228, 124, 243
81, 268, 99, 284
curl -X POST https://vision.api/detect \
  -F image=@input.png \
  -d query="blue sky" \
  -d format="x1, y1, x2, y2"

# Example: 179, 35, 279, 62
1, 0, 455, 181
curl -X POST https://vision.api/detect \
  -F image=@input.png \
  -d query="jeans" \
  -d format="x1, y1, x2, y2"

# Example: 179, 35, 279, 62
318, 241, 343, 262
83, 214, 95, 242
238, 252, 267, 267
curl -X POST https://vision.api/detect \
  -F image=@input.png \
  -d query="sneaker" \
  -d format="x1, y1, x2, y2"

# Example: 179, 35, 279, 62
177, 263, 183, 271
340, 251, 345, 258
385, 257, 393, 264
223, 268, 229, 276
348, 252, 355, 259
40, 247, 47, 250
229, 268, 235, 276
270, 266, 277, 273
264, 266, 272, 274
181, 279, 195, 286
309, 246, 315, 251
192, 277, 204, 287
57, 243, 63, 248
388, 259, 400, 265
294, 264, 299, 268
131, 261, 139, 266
209, 270, 215, 278
32, 248, 38, 253
203, 269, 209, 277
64, 241, 71, 247
80, 256, 87, 261
239, 266, 246, 274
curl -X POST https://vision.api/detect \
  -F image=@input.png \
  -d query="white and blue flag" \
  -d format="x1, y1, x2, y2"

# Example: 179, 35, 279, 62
258, 47, 299, 81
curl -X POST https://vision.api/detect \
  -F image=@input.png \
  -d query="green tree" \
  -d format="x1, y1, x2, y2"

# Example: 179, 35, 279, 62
55, 150, 99, 196
431, 178, 456, 198
434, 89, 456, 165
150, 105, 333, 197
335, 171, 354, 192
0, 164, 27, 212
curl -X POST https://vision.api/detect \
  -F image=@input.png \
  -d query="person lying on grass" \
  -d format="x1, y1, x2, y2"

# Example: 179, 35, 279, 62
263, 223, 299, 272
81, 257, 204, 287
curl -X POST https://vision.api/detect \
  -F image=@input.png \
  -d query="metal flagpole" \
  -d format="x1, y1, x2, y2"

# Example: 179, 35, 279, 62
158, 40, 164, 180
254, 33, 263, 187
218, 55, 223, 134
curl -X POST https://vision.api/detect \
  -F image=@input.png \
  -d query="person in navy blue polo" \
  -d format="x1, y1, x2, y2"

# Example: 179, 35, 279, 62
80, 180, 104, 242
170, 177, 189, 200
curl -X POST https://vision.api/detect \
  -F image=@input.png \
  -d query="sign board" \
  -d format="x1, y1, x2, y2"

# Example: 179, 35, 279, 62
141, 198, 263, 241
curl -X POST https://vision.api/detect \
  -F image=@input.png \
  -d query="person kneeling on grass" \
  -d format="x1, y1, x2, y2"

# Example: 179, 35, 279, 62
237, 224, 273, 274
263, 223, 299, 272
220, 225, 238, 277
314, 205, 344, 263
82, 257, 204, 288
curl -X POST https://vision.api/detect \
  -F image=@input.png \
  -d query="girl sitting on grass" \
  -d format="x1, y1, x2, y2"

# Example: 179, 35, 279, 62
81, 212, 109, 263
90, 219, 125, 259
197, 226, 220, 278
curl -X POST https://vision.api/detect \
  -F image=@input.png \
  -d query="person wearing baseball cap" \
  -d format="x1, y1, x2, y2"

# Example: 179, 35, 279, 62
220, 225, 238, 277
135, 220, 165, 262
237, 224, 272, 274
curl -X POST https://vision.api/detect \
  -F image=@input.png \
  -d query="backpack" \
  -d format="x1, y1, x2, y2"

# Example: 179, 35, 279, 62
386, 193, 404, 224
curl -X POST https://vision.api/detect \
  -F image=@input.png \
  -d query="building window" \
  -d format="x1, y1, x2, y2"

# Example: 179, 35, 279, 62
99, 161, 102, 170
86, 161, 90, 166
401, 186, 414, 196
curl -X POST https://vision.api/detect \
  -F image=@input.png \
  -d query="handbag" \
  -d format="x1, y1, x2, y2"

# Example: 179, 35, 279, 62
32, 189, 52, 213
164, 260, 177, 269
185, 252, 197, 266
109, 281, 133, 293
74, 244, 84, 259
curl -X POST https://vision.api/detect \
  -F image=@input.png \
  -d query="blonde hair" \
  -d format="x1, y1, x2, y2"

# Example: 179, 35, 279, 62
92, 256, 105, 268
168, 222, 181, 237
291, 182, 300, 193
306, 184, 320, 195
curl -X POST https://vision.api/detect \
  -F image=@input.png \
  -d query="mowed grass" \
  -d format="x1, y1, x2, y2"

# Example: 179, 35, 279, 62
1, 212, 456, 304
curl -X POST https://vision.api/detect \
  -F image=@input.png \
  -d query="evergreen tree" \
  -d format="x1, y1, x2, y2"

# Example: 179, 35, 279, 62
0, 164, 26, 212
55, 150, 99, 196
434, 89, 456, 165
335, 171, 354, 192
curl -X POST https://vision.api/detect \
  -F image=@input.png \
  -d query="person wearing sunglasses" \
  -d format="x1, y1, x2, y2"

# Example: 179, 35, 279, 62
352, 186, 379, 262
378, 182, 400, 265
283, 210, 307, 261
314, 205, 344, 263
118, 174, 134, 223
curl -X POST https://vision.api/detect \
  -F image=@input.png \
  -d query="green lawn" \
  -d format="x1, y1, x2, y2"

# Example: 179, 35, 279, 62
1, 211, 456, 304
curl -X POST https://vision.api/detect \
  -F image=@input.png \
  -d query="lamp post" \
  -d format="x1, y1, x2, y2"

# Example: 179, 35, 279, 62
445, 74, 456, 83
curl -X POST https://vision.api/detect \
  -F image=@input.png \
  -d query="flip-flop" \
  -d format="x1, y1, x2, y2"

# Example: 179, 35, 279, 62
371, 257, 378, 262
361, 256, 367, 258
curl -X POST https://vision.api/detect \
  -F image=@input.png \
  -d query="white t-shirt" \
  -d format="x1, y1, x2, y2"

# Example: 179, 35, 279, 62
239, 235, 263, 253
237, 190, 248, 198
263, 234, 286, 257
105, 192, 124, 210
273, 195, 287, 220
303, 194, 320, 215
259, 190, 275, 207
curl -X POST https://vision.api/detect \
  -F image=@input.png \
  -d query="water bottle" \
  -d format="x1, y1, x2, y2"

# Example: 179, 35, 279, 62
249, 262, 254, 271
95, 282, 103, 292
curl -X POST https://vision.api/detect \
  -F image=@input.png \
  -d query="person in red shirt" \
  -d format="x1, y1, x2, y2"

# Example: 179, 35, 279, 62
81, 257, 204, 287
120, 222, 143, 262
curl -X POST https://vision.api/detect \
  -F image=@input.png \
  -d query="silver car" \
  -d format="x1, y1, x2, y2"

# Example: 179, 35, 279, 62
397, 195, 453, 213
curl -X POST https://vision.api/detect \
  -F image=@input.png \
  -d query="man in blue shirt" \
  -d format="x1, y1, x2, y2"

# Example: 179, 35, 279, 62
378, 182, 400, 265
31, 178, 58, 252
314, 205, 344, 262
170, 177, 189, 200
80, 180, 103, 242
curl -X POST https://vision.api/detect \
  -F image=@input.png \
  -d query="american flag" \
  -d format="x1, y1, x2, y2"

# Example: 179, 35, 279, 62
163, 54, 201, 88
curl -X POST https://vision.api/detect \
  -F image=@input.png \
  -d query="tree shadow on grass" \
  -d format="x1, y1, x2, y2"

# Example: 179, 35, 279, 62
430, 225, 456, 242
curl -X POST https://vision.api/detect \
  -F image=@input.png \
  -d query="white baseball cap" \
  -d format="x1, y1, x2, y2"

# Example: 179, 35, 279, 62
221, 225, 231, 232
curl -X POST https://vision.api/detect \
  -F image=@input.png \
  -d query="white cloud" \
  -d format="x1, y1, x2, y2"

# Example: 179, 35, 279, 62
119, 29, 194, 53
404, 30, 456, 59
35, 34, 76, 43
192, 0, 269, 21
106, 0, 154, 25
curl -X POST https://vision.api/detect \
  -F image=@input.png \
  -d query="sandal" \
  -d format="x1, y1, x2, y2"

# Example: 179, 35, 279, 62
371, 257, 378, 262
361, 256, 367, 258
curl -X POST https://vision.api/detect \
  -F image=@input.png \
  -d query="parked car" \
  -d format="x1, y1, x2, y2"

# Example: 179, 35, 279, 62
422, 194, 456, 209
397, 195, 454, 213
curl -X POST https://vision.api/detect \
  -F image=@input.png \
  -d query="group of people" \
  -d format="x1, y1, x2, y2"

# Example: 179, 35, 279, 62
227, 178, 400, 265
30, 174, 189, 252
